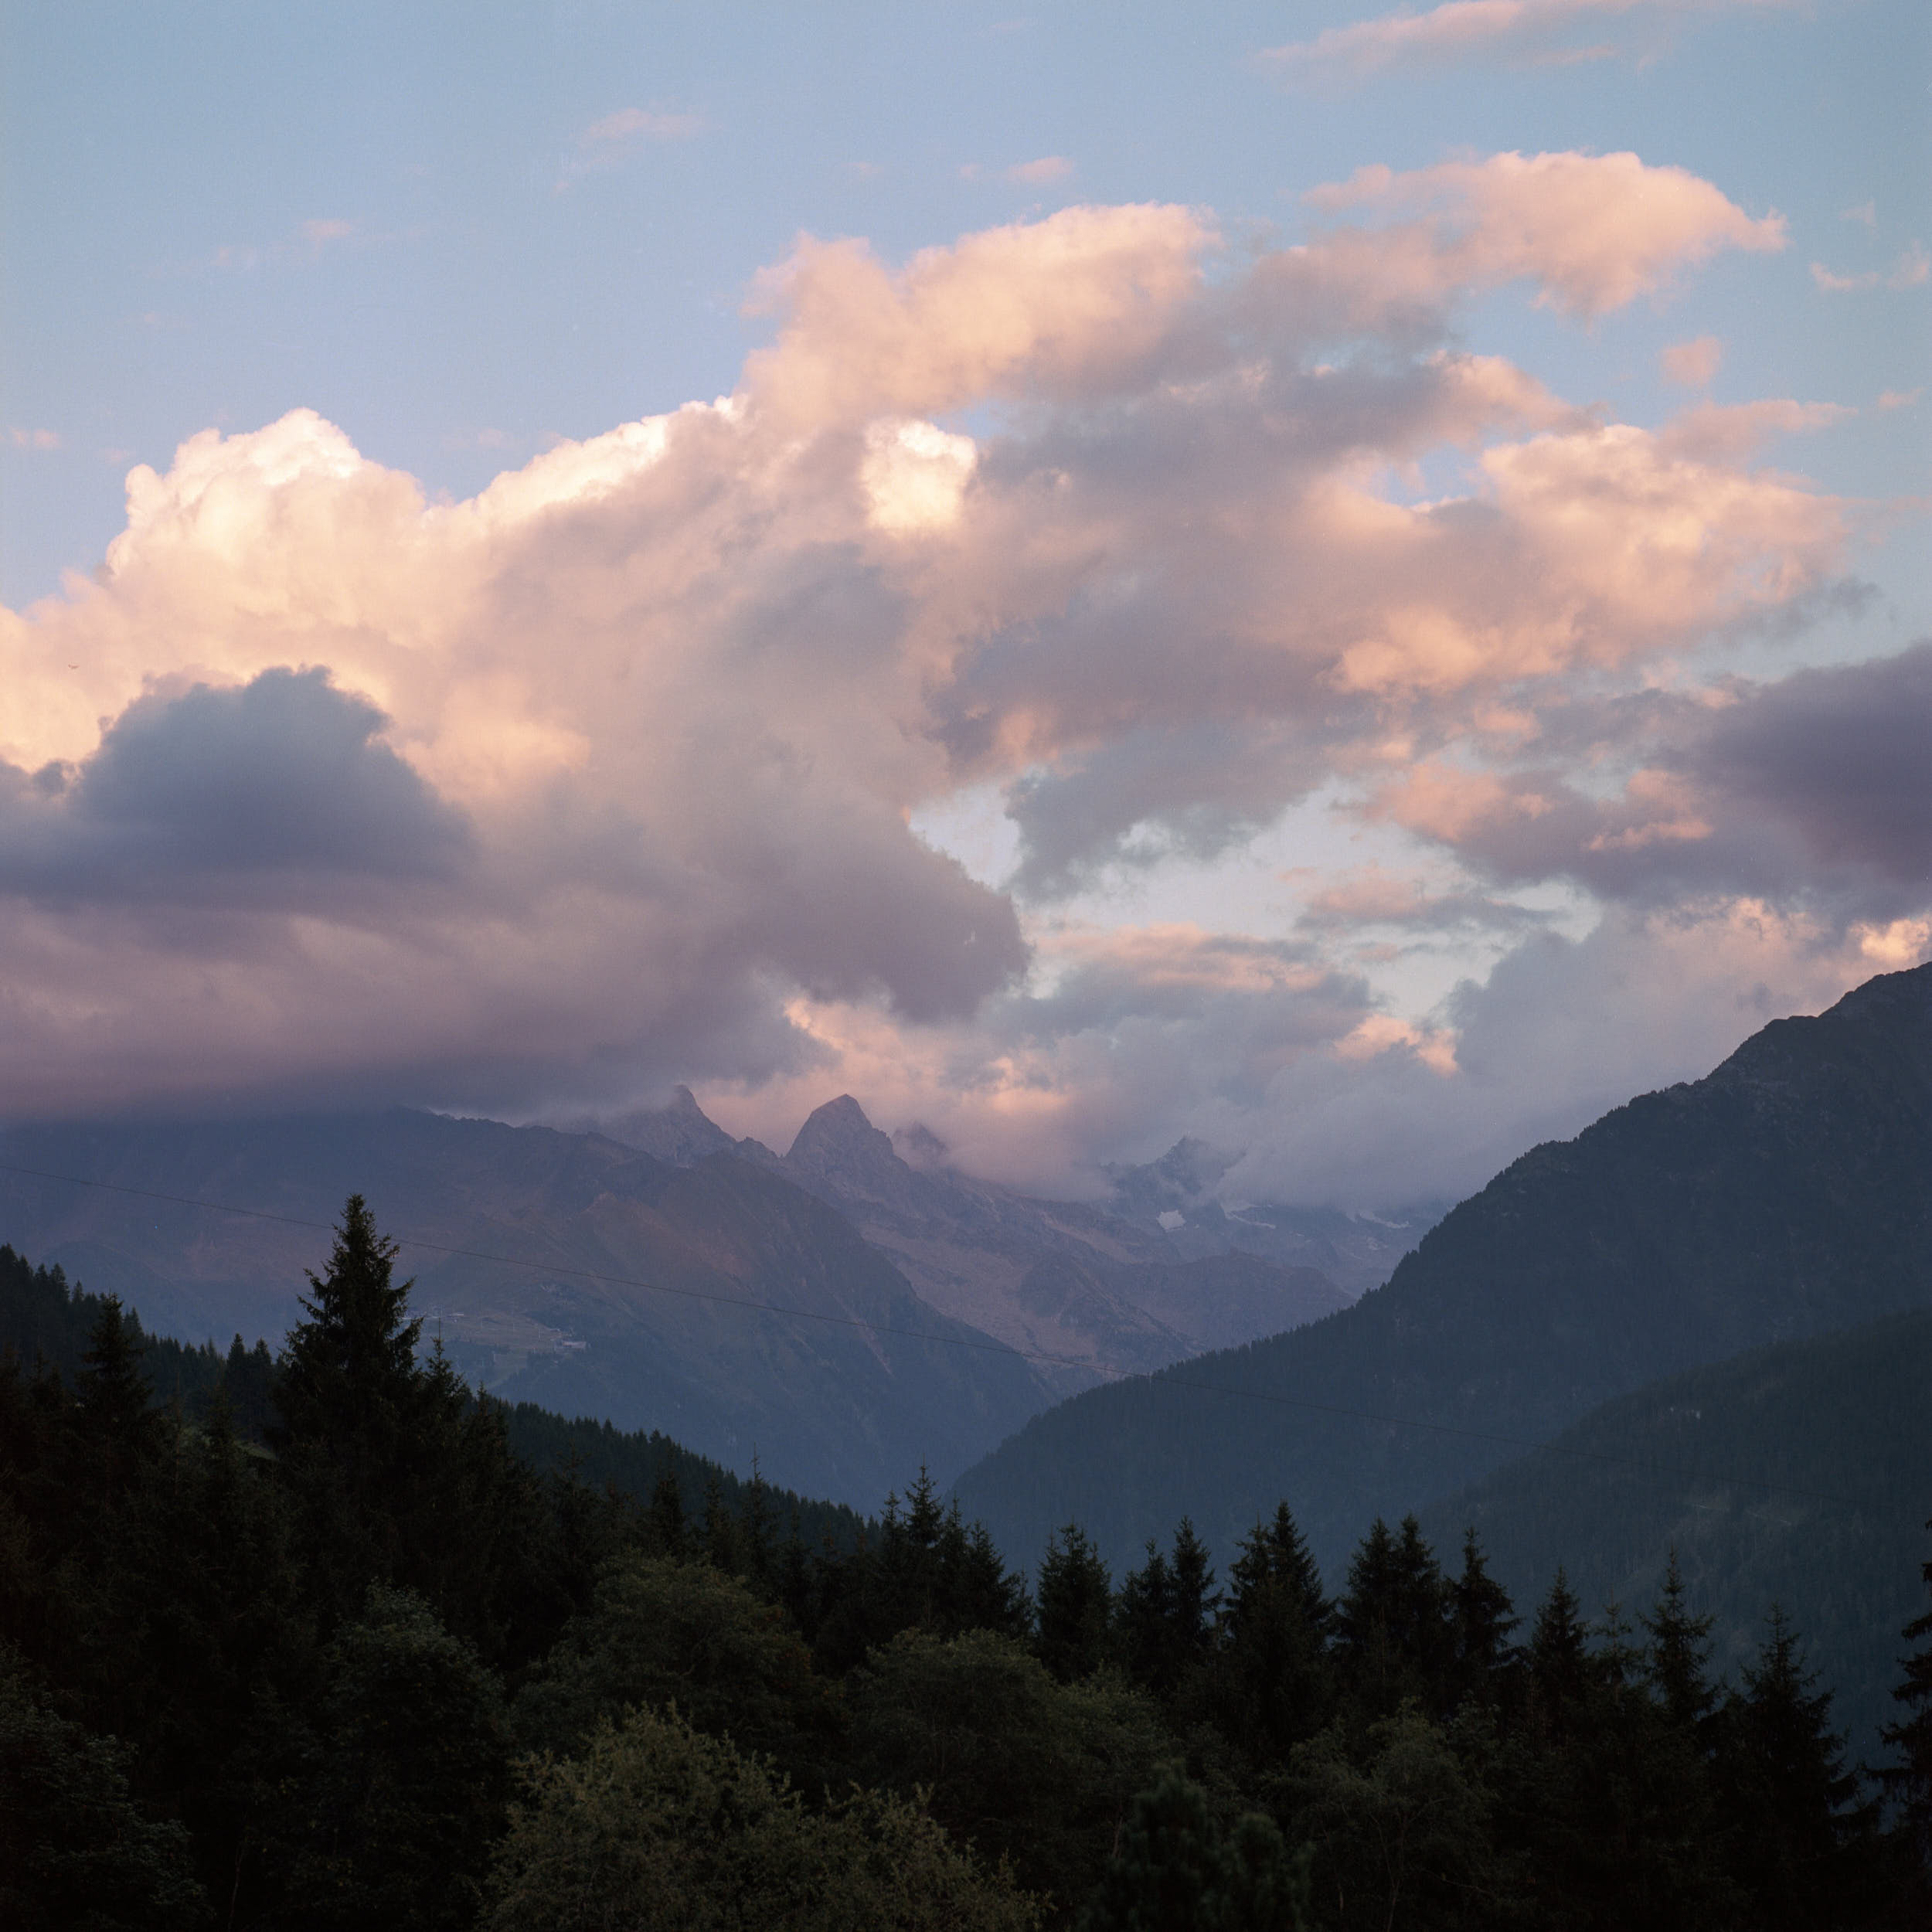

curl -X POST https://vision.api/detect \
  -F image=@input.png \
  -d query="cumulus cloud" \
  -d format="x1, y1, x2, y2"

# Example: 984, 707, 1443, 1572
1266, 0, 1795, 83
1, 153, 1916, 1207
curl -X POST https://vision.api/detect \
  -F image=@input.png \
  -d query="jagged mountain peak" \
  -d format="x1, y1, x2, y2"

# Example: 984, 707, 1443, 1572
1106, 1134, 1240, 1214
786, 1094, 908, 1189
587, 1087, 738, 1166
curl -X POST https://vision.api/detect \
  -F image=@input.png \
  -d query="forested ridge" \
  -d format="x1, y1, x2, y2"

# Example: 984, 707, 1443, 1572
3, 1205, 1929, 1929
1417, 1308, 1932, 1763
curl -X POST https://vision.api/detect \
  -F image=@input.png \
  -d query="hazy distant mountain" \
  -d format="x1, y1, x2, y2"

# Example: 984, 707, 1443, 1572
953, 962, 1932, 1577
1103, 1135, 1446, 1300
1416, 1308, 1932, 1763
0, 1111, 1044, 1506
595, 1091, 1351, 1387
564, 1086, 741, 1167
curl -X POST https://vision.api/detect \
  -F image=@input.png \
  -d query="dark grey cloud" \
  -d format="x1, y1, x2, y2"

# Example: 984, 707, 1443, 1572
0, 668, 469, 905
1392, 644, 1932, 920
1690, 641, 1932, 885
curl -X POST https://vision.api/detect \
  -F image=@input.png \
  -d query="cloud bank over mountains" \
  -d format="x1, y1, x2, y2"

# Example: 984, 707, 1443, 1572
2, 148, 1923, 1206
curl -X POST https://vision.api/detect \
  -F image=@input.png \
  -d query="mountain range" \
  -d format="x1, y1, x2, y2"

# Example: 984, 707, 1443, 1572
590, 1090, 1362, 1389
0, 1093, 1400, 1505
953, 961, 1932, 1580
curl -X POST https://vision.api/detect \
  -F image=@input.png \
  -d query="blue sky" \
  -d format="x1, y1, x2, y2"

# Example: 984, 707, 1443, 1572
9, 3, 1925, 602
2, 2, 1928, 1205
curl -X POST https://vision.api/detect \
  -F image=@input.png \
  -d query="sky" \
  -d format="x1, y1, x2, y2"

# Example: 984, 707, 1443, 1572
2, 0, 1927, 1209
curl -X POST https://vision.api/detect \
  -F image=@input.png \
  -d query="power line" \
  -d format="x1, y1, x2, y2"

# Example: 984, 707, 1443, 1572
0, 1155, 1879, 1510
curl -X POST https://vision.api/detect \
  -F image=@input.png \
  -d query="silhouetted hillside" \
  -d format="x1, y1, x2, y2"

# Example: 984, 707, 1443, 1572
954, 964, 1932, 1577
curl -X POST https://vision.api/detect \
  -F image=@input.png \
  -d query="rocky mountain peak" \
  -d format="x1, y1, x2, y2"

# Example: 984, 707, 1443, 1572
786, 1095, 904, 1186
1107, 1135, 1238, 1215
590, 1086, 738, 1166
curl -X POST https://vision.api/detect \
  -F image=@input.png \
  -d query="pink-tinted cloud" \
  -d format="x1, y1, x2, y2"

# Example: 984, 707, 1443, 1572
1266, 0, 1795, 83
0, 163, 1910, 1205
743, 202, 1213, 427
1302, 151, 1784, 318
1006, 155, 1075, 185
1812, 243, 1932, 293
1654, 396, 1852, 463
1660, 334, 1723, 386
580, 105, 706, 146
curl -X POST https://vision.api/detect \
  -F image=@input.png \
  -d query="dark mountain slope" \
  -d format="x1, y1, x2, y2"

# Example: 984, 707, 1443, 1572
954, 963, 1932, 1577
1416, 1308, 1932, 1763
0, 1110, 1044, 1505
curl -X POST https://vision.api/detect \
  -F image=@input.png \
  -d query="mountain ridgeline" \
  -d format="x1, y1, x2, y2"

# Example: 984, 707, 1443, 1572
954, 963, 1932, 1580
0, 1091, 1384, 1509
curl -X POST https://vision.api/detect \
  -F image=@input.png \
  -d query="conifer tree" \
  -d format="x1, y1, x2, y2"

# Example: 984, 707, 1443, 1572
1036, 1522, 1113, 1682
1117, 1541, 1175, 1693
702, 1471, 740, 1575
74, 1296, 162, 1497
930, 1500, 1028, 1642
1718, 1606, 1876, 1929
273, 1196, 423, 1522
1334, 1515, 1451, 1719
1119, 1519, 1220, 1701
1526, 1566, 1590, 1739
643, 1469, 688, 1560
1216, 1502, 1333, 1761
1642, 1549, 1718, 1735
1881, 1518, 1932, 1866
1449, 1527, 1518, 1710
1169, 1518, 1219, 1648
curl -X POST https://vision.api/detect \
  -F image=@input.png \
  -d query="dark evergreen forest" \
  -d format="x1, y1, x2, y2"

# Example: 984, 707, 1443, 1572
3, 1208, 1929, 1930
